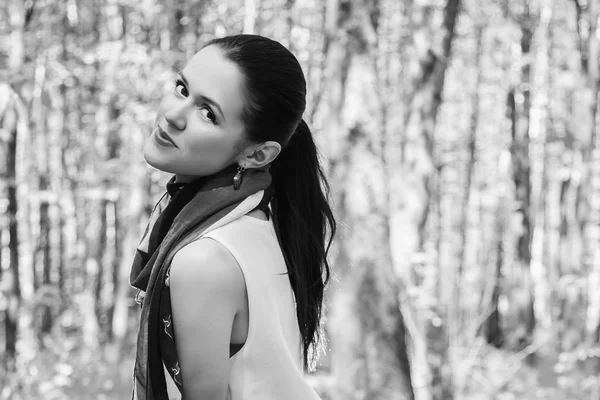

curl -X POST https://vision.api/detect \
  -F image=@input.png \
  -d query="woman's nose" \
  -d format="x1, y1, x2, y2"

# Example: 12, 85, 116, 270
164, 105, 186, 130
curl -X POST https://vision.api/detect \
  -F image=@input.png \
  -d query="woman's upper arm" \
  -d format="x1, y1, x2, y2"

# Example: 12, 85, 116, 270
169, 238, 245, 400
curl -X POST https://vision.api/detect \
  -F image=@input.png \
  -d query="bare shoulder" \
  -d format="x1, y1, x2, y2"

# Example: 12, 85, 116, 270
168, 238, 245, 397
169, 238, 246, 304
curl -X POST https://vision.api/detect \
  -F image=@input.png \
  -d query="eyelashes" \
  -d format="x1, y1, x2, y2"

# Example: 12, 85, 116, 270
172, 78, 217, 124
174, 79, 187, 97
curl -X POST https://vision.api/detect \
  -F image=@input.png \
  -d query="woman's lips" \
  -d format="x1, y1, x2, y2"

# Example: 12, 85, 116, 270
155, 126, 177, 148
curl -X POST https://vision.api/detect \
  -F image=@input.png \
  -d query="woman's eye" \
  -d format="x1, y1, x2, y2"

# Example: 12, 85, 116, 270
174, 80, 188, 97
199, 107, 216, 123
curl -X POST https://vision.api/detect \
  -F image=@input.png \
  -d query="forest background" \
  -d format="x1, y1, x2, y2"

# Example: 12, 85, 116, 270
1, 0, 600, 399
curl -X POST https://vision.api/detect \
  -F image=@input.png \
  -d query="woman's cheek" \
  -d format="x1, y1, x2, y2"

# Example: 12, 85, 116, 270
200, 141, 233, 171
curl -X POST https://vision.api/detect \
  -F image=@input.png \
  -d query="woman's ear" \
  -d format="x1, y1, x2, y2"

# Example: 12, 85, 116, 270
239, 141, 281, 168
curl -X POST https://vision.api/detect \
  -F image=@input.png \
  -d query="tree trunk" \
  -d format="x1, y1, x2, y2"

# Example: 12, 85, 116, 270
106, 200, 119, 342
508, 9, 536, 352
455, 24, 483, 345
324, 0, 414, 398
6, 131, 20, 367
57, 48, 69, 297
556, 160, 585, 350
329, 126, 414, 400
244, 0, 257, 34
390, 0, 460, 398
3, 0, 26, 373
108, 129, 148, 363
79, 41, 107, 346
172, 0, 186, 49
27, 54, 56, 340
81, 196, 104, 350
483, 178, 508, 348
1, 84, 23, 371
570, 0, 600, 345
94, 199, 108, 334
284, 0, 296, 52
38, 180, 52, 335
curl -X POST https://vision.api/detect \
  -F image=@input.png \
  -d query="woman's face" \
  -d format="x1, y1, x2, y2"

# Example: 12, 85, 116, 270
143, 45, 248, 182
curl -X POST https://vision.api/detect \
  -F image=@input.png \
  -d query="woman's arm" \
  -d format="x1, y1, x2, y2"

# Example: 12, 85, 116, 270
169, 238, 245, 400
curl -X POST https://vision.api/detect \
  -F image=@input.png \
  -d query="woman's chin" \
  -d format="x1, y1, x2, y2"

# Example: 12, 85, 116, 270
143, 141, 174, 173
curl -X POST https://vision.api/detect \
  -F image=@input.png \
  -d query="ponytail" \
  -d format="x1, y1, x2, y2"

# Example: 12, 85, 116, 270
207, 34, 336, 370
270, 119, 336, 371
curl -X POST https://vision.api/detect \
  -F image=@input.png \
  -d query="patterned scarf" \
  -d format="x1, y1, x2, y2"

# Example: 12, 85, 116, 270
130, 164, 273, 399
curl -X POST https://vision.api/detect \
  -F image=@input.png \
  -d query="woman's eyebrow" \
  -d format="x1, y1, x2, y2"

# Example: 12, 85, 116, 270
178, 71, 226, 121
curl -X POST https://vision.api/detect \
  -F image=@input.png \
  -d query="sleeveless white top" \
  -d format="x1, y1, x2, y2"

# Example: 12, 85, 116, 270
164, 211, 322, 400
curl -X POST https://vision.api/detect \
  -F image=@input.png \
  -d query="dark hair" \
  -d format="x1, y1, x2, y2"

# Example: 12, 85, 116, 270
204, 34, 336, 370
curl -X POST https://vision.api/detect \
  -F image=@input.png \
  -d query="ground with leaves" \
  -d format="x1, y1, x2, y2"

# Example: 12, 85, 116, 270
2, 337, 599, 399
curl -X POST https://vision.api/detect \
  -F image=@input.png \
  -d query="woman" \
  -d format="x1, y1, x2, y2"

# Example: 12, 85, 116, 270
129, 34, 336, 400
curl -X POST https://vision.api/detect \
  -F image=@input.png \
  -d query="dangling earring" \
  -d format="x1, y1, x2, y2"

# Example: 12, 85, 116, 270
233, 165, 246, 190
